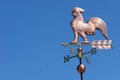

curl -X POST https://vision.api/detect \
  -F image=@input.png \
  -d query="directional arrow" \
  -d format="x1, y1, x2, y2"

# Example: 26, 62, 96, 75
61, 40, 112, 49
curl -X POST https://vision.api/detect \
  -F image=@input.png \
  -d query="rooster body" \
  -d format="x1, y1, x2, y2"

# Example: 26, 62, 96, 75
70, 7, 108, 44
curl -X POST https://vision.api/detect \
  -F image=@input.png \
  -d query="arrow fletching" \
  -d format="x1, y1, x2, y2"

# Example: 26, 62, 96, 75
92, 40, 112, 49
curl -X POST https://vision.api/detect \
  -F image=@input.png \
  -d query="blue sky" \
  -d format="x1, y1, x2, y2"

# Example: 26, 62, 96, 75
0, 0, 120, 80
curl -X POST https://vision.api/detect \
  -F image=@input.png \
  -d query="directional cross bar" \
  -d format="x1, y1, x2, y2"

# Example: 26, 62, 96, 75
64, 55, 78, 63
64, 48, 97, 63
83, 48, 97, 55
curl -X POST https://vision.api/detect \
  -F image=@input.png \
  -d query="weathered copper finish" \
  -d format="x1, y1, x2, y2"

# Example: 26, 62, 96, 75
70, 7, 108, 44
77, 64, 86, 73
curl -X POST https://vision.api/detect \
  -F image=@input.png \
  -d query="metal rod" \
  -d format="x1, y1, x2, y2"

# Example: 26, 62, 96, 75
77, 48, 83, 80
79, 58, 82, 64
80, 72, 83, 80
79, 58, 83, 80
69, 55, 78, 59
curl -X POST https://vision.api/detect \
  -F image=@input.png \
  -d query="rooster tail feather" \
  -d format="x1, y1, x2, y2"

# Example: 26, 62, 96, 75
88, 17, 108, 39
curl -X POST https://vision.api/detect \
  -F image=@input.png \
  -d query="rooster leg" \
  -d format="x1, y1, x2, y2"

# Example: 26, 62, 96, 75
70, 31, 79, 44
79, 32, 90, 44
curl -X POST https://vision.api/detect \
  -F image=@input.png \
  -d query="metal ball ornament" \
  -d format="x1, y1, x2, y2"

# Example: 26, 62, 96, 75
77, 64, 86, 73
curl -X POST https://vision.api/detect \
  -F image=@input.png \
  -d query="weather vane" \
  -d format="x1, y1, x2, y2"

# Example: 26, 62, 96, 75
61, 7, 112, 80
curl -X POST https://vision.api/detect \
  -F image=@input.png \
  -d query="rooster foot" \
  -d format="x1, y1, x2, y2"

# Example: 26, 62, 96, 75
70, 41, 78, 44
82, 41, 90, 44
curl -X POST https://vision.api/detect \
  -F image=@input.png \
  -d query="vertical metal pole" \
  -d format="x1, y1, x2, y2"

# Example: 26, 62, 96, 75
79, 57, 82, 64
79, 58, 83, 80
78, 48, 83, 80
